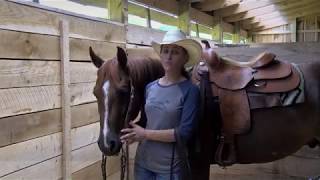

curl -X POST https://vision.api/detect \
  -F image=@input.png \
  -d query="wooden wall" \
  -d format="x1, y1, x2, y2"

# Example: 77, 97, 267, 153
1, 1, 319, 180
0, 0, 125, 179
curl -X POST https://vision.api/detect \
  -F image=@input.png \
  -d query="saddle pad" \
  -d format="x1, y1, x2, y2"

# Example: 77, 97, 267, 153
212, 83, 251, 134
253, 61, 292, 80
247, 65, 300, 93
209, 63, 253, 90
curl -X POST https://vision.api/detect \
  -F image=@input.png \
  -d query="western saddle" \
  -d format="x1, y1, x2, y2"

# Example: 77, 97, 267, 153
193, 50, 301, 166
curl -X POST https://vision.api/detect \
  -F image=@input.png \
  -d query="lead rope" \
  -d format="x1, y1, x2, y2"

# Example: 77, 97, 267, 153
102, 154, 107, 180
121, 80, 135, 180
101, 80, 135, 180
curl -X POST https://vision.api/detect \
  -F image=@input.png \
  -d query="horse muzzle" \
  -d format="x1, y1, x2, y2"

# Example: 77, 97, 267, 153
97, 132, 122, 156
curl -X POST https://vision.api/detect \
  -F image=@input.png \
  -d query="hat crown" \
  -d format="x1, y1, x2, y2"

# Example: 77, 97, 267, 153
162, 29, 187, 44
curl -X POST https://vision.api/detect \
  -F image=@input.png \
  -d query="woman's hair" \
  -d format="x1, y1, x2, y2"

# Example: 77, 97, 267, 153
181, 47, 190, 79
160, 45, 190, 79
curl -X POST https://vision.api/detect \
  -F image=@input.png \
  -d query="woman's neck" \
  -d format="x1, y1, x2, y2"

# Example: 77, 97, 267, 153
160, 72, 186, 85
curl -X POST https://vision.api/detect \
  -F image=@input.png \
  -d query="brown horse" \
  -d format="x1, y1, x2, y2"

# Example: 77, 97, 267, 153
90, 47, 164, 156
90, 46, 320, 179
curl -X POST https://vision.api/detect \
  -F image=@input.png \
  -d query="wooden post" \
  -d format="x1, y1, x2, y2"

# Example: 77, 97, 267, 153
232, 21, 240, 44
60, 20, 71, 180
315, 16, 318, 42
178, 0, 190, 36
247, 31, 253, 43
303, 17, 306, 42
290, 18, 297, 42
146, 8, 151, 28
212, 17, 223, 43
196, 23, 200, 38
108, 0, 127, 23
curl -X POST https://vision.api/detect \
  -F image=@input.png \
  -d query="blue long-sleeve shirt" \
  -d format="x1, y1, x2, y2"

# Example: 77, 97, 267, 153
135, 79, 200, 173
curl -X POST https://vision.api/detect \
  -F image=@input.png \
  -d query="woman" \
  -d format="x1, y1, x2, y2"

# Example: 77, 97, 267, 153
120, 29, 201, 180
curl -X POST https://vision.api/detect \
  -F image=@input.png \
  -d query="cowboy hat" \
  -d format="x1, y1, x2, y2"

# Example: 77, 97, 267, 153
151, 29, 202, 67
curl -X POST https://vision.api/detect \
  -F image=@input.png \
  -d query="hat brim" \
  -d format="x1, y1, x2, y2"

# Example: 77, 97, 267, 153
151, 39, 202, 67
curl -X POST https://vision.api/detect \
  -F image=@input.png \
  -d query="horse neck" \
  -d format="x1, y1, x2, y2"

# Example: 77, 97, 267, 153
128, 57, 164, 90
126, 57, 164, 119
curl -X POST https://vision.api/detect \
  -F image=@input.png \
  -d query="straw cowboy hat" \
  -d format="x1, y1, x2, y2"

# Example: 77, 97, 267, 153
152, 29, 202, 67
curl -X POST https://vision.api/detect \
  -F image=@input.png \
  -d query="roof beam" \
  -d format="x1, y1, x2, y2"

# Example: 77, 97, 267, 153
254, 1, 320, 29
256, 8, 320, 30
224, 4, 280, 22
193, 0, 241, 11
214, 0, 288, 17
247, 0, 319, 24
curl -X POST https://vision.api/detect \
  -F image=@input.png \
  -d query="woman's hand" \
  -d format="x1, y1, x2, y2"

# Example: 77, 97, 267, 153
120, 122, 146, 144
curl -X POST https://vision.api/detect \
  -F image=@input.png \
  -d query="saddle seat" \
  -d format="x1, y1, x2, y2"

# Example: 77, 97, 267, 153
196, 51, 301, 166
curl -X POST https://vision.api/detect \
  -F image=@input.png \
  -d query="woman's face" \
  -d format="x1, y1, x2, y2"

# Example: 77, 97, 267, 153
160, 44, 188, 73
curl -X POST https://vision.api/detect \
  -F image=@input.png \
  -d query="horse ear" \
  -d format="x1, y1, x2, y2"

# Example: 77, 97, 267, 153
117, 46, 128, 73
89, 47, 104, 68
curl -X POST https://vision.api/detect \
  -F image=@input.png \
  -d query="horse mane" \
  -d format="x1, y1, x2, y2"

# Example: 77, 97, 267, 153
127, 57, 164, 90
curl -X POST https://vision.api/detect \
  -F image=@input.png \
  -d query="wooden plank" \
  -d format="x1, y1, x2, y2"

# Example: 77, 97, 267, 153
1, 0, 125, 42
134, 0, 227, 31
189, 7, 219, 27
127, 24, 164, 45
0, 60, 96, 89
213, 43, 320, 63
0, 29, 122, 61
126, 46, 160, 59
60, 20, 71, 180
0, 103, 99, 148
0, 122, 99, 177
1, 143, 120, 179
0, 82, 96, 118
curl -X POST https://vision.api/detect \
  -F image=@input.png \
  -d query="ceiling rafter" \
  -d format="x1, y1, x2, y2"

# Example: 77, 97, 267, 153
255, 7, 320, 30
224, 0, 319, 22
213, 0, 289, 18
193, 0, 241, 11
244, 0, 320, 24
245, 0, 320, 30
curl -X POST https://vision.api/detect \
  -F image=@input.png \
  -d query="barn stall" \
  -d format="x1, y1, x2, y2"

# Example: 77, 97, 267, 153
0, 0, 319, 179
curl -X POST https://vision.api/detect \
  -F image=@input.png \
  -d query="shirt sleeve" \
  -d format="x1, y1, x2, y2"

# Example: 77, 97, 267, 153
174, 84, 200, 144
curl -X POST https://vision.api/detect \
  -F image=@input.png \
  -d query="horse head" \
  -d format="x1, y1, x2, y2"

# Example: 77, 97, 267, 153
89, 46, 164, 156
90, 47, 138, 155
